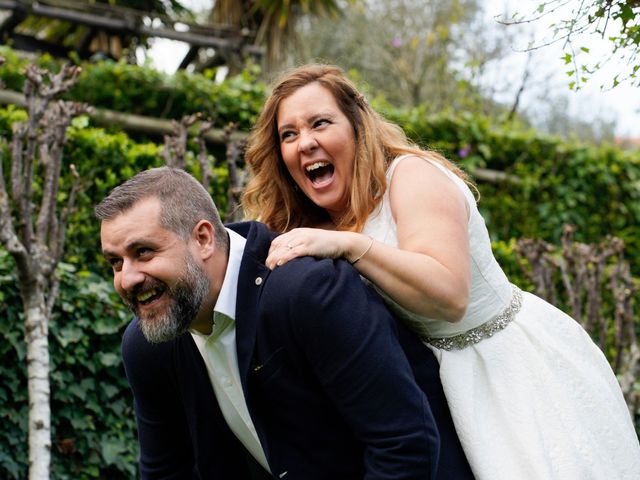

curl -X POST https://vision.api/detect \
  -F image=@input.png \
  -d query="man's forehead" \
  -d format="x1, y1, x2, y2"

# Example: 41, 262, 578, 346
100, 200, 168, 250
102, 197, 161, 226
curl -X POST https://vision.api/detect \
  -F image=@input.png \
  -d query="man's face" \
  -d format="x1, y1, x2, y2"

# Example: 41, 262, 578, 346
100, 197, 210, 343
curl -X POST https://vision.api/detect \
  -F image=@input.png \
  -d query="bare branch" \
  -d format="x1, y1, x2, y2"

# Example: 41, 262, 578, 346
0, 133, 29, 274
54, 164, 81, 267
223, 122, 247, 222
516, 225, 636, 378
507, 51, 533, 121
162, 113, 200, 169
496, 0, 573, 26
45, 275, 60, 323
25, 64, 83, 103
197, 120, 214, 189
9, 122, 25, 199
36, 101, 89, 252
0, 176, 29, 262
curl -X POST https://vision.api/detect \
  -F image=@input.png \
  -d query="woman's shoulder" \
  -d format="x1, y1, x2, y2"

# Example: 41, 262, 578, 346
388, 153, 476, 218
386, 154, 420, 178
388, 154, 457, 185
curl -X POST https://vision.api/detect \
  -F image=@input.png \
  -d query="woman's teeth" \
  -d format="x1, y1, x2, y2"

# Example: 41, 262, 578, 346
305, 162, 334, 183
306, 161, 329, 172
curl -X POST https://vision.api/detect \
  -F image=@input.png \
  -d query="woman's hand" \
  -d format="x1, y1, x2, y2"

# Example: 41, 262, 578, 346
267, 228, 363, 269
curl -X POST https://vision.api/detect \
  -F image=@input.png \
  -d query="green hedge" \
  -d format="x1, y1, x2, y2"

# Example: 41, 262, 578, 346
0, 46, 266, 131
0, 250, 136, 479
385, 108, 640, 274
0, 111, 231, 273
0, 127, 231, 478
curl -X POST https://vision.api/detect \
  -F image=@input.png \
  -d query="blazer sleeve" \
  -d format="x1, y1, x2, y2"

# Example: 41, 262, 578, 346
121, 319, 194, 479
266, 258, 441, 479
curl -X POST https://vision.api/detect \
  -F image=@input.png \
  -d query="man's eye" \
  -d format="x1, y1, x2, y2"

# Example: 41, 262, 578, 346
108, 258, 122, 270
137, 248, 152, 257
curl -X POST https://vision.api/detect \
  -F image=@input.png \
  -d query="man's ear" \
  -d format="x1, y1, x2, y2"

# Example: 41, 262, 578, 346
192, 220, 216, 260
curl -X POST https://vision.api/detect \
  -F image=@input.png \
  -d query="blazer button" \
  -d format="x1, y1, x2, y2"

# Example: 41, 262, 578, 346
255, 276, 263, 286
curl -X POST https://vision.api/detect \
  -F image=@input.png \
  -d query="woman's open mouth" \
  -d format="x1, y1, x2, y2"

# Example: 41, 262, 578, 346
305, 161, 335, 186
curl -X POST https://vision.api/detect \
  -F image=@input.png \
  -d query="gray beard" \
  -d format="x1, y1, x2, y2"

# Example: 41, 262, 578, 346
128, 254, 210, 344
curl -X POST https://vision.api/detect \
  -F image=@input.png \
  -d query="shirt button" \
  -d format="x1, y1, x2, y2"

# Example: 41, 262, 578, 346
255, 276, 263, 286
224, 378, 233, 387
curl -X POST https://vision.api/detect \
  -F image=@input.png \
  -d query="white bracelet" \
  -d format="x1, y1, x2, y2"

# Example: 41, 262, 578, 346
350, 236, 374, 265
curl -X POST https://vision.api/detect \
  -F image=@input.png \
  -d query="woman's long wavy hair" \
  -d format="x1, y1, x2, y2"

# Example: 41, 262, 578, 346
242, 64, 470, 233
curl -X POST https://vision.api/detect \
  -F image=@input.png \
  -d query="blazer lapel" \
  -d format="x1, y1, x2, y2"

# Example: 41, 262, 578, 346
227, 222, 277, 463
226, 221, 276, 395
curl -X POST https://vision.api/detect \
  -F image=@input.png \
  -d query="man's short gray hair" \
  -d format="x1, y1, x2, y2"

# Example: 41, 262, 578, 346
95, 167, 228, 251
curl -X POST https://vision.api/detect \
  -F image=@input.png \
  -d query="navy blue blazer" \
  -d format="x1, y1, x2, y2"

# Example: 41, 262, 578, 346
122, 221, 472, 479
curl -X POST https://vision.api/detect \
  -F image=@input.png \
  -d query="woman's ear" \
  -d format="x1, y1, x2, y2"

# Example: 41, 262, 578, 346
192, 220, 216, 259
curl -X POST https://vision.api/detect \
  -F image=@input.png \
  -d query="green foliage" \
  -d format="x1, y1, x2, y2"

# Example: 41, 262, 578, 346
67, 61, 264, 131
60, 127, 164, 270
515, 1, 640, 88
384, 108, 640, 275
294, 0, 489, 110
67, 60, 168, 116
0, 112, 230, 272
0, 121, 231, 478
0, 249, 137, 479
0, 46, 266, 132
0, 47, 61, 91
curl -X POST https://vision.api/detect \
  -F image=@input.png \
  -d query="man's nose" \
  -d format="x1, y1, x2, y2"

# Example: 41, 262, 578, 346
119, 260, 145, 292
298, 130, 318, 154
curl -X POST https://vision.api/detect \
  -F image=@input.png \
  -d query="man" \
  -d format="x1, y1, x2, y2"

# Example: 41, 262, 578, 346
97, 167, 472, 479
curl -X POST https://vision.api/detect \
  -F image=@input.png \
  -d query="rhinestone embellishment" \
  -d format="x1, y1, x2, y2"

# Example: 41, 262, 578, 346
425, 285, 523, 351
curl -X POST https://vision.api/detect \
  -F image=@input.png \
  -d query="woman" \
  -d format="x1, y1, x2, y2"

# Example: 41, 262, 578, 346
242, 64, 640, 478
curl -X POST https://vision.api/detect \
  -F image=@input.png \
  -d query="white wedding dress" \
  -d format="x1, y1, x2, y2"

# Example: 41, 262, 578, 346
362, 155, 640, 479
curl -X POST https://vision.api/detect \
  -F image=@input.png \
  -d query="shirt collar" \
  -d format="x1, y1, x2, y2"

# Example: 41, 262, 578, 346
213, 228, 246, 321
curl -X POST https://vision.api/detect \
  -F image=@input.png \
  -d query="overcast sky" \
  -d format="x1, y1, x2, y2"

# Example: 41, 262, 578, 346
484, 0, 639, 139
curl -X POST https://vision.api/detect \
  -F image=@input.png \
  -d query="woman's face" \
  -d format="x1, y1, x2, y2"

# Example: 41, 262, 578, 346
276, 82, 356, 221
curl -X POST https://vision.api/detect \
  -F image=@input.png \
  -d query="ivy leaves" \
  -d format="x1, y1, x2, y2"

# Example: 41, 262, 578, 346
0, 255, 137, 479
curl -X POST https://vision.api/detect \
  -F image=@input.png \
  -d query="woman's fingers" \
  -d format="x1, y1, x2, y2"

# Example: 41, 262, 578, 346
266, 239, 304, 269
267, 228, 345, 269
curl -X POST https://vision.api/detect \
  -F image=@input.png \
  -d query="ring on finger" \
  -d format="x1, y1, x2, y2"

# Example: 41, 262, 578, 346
286, 243, 293, 250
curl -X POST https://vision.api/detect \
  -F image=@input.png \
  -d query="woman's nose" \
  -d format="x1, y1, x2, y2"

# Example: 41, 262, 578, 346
298, 130, 318, 153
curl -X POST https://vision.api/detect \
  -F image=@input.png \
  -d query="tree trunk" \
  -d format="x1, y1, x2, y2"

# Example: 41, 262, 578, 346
0, 61, 86, 480
24, 286, 51, 480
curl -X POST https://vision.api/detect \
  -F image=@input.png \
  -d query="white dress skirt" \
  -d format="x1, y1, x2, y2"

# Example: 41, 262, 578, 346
361, 155, 640, 479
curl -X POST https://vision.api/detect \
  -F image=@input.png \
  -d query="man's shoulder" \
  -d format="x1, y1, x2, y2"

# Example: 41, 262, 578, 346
266, 256, 361, 298
258, 256, 384, 341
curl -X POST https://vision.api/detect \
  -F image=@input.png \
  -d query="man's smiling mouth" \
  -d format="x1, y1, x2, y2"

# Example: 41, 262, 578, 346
136, 286, 166, 305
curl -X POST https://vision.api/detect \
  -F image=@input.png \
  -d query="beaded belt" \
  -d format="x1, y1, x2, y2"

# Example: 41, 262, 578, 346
425, 285, 523, 351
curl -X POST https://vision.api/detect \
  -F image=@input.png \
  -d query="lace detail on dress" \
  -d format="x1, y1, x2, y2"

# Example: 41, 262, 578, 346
425, 285, 522, 350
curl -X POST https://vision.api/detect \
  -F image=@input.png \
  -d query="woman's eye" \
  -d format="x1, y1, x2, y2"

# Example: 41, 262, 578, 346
314, 119, 330, 128
280, 131, 295, 142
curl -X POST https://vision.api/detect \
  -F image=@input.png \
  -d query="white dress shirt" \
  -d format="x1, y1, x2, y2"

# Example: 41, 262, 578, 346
189, 229, 271, 472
